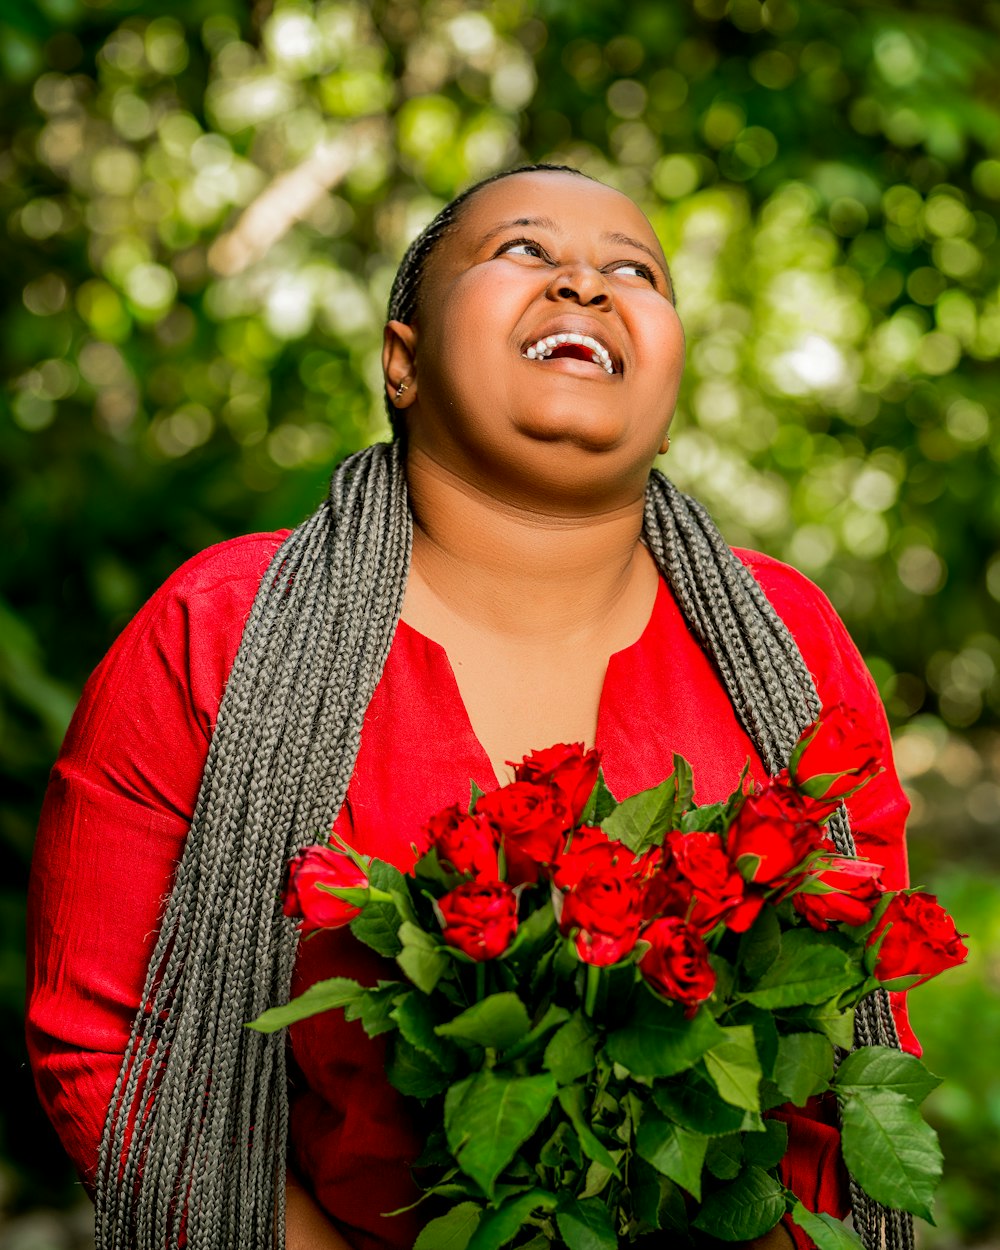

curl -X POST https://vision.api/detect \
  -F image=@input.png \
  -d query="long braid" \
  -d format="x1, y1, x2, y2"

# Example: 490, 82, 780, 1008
95, 441, 411, 1249
644, 471, 913, 1250
96, 168, 914, 1250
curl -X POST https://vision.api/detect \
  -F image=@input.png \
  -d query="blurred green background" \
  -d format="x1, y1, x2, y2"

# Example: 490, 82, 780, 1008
1, 0, 998, 1245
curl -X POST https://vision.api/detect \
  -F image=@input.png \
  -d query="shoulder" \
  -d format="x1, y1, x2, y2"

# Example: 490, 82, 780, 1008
153, 531, 291, 603
67, 530, 292, 757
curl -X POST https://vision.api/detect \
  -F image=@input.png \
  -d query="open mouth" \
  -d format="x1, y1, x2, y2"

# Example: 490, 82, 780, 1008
522, 333, 617, 375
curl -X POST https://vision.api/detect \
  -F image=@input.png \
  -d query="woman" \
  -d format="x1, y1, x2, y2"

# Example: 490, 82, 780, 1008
27, 166, 913, 1250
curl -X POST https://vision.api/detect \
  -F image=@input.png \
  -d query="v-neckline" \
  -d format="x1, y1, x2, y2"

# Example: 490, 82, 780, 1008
395, 579, 668, 788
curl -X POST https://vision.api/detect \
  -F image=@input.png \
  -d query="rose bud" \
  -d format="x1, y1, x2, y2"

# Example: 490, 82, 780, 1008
790, 703, 882, 804
869, 891, 968, 987
423, 803, 499, 880
639, 916, 717, 1012
283, 845, 369, 934
727, 780, 829, 886
559, 870, 644, 966
792, 857, 884, 931
439, 881, 518, 961
512, 742, 601, 823
552, 824, 640, 892
475, 782, 571, 885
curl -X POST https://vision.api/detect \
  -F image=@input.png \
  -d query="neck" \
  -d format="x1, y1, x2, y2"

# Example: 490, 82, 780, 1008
402, 445, 656, 643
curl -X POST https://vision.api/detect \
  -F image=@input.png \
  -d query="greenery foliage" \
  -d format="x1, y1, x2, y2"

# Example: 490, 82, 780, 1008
1, 0, 998, 1241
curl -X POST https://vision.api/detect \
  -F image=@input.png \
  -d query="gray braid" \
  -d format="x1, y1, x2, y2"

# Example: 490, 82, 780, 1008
94, 450, 911, 1250
644, 471, 912, 1250
95, 440, 411, 1249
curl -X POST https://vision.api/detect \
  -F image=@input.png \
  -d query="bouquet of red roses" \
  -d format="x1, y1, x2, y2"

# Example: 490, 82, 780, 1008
252, 707, 966, 1250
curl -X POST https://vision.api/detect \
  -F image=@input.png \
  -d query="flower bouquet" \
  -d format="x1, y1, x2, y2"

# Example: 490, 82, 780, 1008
252, 709, 966, 1250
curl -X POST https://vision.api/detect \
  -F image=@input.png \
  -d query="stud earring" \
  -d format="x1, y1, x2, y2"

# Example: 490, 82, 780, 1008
394, 381, 409, 401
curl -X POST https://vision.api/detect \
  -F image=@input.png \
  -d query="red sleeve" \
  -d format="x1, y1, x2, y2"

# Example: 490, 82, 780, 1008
25, 532, 285, 1187
735, 550, 916, 1245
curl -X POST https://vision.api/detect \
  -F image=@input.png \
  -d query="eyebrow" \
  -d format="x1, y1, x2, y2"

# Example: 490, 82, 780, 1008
478, 218, 673, 294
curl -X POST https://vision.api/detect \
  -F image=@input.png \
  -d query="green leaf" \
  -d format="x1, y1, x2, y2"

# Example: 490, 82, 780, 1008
344, 982, 404, 1038
789, 1202, 864, 1250
635, 1113, 708, 1199
396, 920, 448, 993
386, 1036, 450, 1100
693, 1165, 786, 1241
653, 1072, 747, 1136
703, 1025, 762, 1111
601, 765, 690, 854
773, 1033, 835, 1105
743, 929, 858, 1008
351, 898, 404, 957
581, 1157, 619, 1199
605, 995, 725, 1077
579, 768, 618, 824
744, 1119, 788, 1169
413, 1201, 482, 1250
738, 907, 782, 980
501, 900, 555, 962
466, 1190, 558, 1250
247, 976, 365, 1032
445, 1070, 558, 1198
502, 1002, 570, 1064
557, 1085, 621, 1175
839, 1090, 942, 1220
833, 1047, 942, 1106
469, 779, 486, 809
544, 1011, 597, 1085
555, 1195, 618, 1250
436, 992, 532, 1051
392, 992, 457, 1066
783, 1001, 856, 1050
705, 1134, 744, 1179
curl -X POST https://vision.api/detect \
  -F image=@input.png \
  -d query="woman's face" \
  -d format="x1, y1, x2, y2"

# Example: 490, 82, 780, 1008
385, 170, 685, 510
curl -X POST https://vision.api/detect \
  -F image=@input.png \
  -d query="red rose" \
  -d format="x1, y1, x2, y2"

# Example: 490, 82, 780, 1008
552, 825, 640, 892
423, 804, 499, 879
639, 916, 717, 1012
727, 780, 829, 886
513, 742, 601, 822
475, 782, 571, 885
791, 703, 882, 803
644, 831, 750, 933
283, 845, 368, 934
438, 881, 518, 961
869, 891, 968, 987
559, 870, 644, 966
793, 857, 884, 931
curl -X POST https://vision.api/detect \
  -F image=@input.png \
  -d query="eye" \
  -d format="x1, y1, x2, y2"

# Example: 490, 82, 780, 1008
495, 237, 550, 261
609, 259, 657, 283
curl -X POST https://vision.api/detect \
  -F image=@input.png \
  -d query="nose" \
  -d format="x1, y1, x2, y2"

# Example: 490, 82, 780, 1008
546, 262, 613, 309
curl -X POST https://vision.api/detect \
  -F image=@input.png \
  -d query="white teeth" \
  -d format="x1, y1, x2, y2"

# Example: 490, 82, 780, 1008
521, 332, 616, 374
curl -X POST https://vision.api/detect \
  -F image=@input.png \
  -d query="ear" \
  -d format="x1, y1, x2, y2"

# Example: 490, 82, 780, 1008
383, 320, 418, 408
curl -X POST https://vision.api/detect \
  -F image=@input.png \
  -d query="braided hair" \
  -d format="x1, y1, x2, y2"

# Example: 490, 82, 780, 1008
95, 169, 912, 1250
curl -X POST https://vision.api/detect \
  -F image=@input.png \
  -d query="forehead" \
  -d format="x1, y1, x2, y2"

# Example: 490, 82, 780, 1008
443, 171, 668, 270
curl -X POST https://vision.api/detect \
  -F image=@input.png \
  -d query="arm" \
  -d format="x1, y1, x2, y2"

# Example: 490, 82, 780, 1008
26, 534, 285, 1186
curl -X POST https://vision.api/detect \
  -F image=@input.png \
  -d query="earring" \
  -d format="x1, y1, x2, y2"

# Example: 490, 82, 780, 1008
394, 381, 409, 401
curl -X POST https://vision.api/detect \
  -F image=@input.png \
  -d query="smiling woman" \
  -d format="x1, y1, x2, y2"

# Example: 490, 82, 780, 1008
26, 167, 912, 1250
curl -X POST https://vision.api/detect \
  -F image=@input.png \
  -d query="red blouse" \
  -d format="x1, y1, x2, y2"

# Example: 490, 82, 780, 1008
26, 531, 914, 1249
